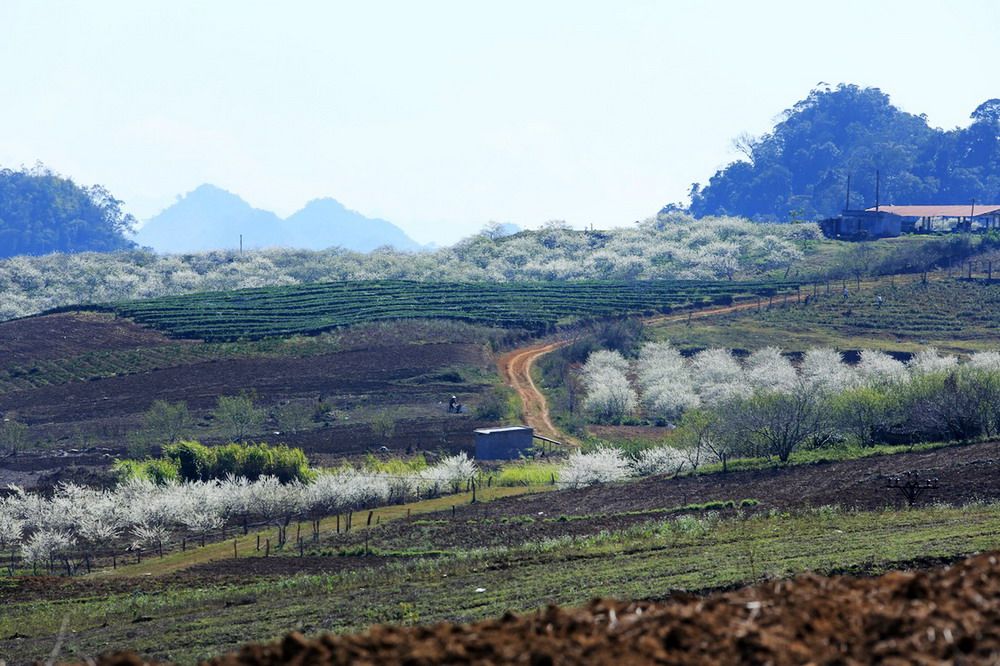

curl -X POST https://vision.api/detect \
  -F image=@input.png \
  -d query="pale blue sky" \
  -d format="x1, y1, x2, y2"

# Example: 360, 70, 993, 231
2, 1, 997, 243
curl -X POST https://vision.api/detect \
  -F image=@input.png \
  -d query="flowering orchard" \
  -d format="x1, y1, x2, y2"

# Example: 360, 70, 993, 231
567, 345, 1000, 485
582, 344, 1000, 423
0, 453, 477, 575
0, 216, 816, 321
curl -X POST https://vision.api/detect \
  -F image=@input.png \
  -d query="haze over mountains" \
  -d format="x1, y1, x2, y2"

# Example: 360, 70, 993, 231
135, 184, 425, 253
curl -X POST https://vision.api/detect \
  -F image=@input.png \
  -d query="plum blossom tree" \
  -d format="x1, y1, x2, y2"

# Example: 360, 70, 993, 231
560, 448, 631, 488
801, 348, 857, 394
636, 342, 699, 421
856, 350, 910, 387
744, 347, 797, 394
629, 446, 689, 477
908, 348, 959, 376
689, 348, 747, 406
581, 350, 637, 423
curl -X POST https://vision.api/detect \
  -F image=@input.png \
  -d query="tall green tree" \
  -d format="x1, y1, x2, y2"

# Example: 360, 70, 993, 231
0, 165, 136, 258
687, 85, 1000, 221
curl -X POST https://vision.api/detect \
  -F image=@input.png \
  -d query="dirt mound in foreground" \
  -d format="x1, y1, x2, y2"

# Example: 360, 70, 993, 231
89, 551, 1000, 665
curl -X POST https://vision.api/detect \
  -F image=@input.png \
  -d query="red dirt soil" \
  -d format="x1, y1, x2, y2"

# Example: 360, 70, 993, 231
83, 550, 1000, 665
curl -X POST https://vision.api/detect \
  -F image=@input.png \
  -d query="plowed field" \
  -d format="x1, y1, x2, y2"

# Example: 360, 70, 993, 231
80, 550, 1000, 665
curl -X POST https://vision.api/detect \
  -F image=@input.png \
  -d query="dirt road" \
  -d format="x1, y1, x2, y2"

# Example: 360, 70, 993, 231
497, 340, 573, 444
496, 293, 799, 445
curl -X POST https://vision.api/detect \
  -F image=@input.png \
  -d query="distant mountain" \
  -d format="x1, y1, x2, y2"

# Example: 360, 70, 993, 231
135, 184, 423, 253
284, 198, 422, 252
135, 185, 281, 253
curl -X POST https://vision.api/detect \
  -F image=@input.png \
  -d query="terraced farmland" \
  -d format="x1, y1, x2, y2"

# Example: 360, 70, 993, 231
86, 279, 799, 341
647, 277, 1000, 354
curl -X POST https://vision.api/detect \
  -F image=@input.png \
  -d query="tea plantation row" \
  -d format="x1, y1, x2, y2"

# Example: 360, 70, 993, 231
79, 279, 799, 341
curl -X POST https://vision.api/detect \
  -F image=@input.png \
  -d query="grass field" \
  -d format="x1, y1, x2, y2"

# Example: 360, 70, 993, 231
2, 500, 998, 663
646, 275, 1000, 355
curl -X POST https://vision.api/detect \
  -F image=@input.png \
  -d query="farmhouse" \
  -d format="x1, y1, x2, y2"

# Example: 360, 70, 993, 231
866, 204, 1000, 234
819, 204, 1000, 239
819, 209, 902, 239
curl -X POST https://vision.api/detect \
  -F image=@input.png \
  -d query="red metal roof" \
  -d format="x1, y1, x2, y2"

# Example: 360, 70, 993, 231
864, 205, 1000, 217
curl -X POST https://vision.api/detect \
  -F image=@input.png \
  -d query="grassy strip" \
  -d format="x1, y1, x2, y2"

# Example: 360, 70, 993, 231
692, 439, 965, 475
2, 502, 998, 663
97, 484, 552, 578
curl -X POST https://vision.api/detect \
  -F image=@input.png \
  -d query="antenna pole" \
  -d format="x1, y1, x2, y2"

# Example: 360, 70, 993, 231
240, 234, 243, 256
875, 170, 880, 213
845, 174, 851, 211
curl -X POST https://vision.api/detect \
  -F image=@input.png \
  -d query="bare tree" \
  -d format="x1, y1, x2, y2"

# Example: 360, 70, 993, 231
726, 383, 828, 462
732, 132, 761, 165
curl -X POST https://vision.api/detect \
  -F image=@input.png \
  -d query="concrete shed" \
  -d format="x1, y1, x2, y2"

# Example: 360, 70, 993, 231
474, 426, 534, 460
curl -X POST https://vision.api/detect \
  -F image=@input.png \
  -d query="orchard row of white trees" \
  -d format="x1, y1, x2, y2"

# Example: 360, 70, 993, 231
582, 343, 1000, 424
0, 453, 477, 575
566, 344, 1000, 485
0, 216, 818, 320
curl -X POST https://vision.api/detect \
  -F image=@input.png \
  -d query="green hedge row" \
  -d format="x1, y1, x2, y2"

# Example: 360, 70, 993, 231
113, 441, 313, 484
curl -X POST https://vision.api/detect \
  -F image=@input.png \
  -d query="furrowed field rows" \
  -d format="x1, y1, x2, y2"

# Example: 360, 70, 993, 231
0, 344, 232, 395
81, 279, 799, 341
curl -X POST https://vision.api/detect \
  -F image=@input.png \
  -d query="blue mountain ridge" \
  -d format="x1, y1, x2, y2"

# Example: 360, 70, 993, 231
135, 184, 424, 253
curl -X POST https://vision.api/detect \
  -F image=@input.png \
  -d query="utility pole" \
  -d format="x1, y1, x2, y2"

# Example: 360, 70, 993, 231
239, 234, 243, 256
875, 170, 880, 213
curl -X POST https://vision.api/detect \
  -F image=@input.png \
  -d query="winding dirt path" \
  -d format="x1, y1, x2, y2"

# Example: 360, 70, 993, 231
497, 293, 800, 445
497, 340, 574, 444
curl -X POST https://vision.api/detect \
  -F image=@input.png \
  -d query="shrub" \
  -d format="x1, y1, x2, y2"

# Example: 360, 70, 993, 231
630, 446, 689, 477
474, 385, 519, 421
152, 440, 313, 483
560, 447, 631, 488
213, 392, 265, 442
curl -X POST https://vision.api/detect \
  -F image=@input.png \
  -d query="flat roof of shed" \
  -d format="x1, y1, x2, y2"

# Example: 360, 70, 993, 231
865, 205, 1000, 217
474, 426, 532, 435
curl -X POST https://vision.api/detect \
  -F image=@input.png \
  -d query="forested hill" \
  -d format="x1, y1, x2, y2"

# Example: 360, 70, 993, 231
0, 167, 136, 258
686, 84, 1000, 222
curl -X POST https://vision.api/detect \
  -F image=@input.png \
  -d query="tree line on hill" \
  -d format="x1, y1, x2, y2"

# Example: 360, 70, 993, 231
686, 84, 1000, 221
0, 166, 136, 258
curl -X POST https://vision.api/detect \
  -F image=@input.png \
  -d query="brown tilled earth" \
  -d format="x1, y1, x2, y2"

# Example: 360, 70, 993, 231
82, 550, 1000, 665
0, 312, 183, 365
0, 313, 496, 485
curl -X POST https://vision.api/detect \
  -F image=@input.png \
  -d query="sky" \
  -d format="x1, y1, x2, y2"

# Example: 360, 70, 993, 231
1, 1, 997, 245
